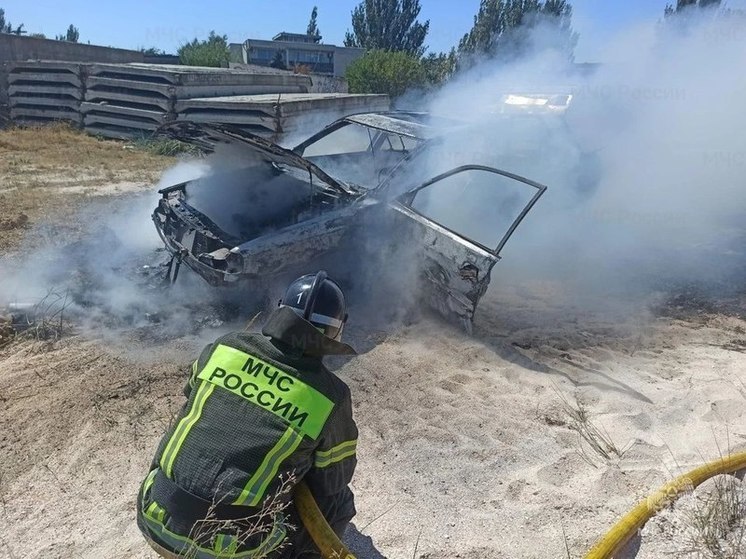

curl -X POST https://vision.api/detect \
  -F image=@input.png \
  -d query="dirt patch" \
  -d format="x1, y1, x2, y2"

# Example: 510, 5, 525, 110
0, 124, 173, 253
0, 335, 193, 559
0, 213, 28, 232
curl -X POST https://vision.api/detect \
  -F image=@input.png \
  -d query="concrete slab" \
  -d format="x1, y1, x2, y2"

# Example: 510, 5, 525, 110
84, 89, 172, 112
174, 112, 277, 131
173, 84, 309, 99
87, 63, 312, 90
80, 102, 168, 123
86, 77, 308, 101
9, 96, 80, 110
83, 113, 159, 131
0, 63, 8, 105
86, 76, 174, 97
8, 72, 82, 87
8, 84, 82, 99
176, 107, 276, 124
8, 60, 82, 74
175, 93, 390, 116
11, 107, 82, 124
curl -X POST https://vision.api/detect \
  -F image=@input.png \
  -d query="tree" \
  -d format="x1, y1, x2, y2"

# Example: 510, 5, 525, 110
344, 0, 430, 57
664, 0, 720, 17
0, 8, 26, 34
661, 1, 745, 36
140, 47, 166, 55
458, 0, 577, 64
307, 6, 321, 42
422, 49, 457, 86
56, 24, 79, 42
346, 49, 426, 97
178, 31, 230, 67
270, 50, 287, 70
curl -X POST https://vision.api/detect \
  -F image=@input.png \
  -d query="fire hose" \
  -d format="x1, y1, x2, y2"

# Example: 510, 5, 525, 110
584, 450, 746, 559
294, 482, 356, 559
294, 451, 746, 559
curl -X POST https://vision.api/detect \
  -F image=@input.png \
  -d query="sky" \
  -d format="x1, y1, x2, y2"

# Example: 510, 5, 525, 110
2, 0, 745, 61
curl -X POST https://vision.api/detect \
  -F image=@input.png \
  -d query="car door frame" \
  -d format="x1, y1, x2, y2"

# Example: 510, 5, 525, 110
385, 164, 548, 329
394, 164, 548, 258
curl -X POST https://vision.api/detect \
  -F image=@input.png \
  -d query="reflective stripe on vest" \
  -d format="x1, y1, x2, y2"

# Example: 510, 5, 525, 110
214, 533, 239, 555
233, 426, 304, 506
314, 439, 357, 468
160, 382, 216, 478
197, 344, 335, 440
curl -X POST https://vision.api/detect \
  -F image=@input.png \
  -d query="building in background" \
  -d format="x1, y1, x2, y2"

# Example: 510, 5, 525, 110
233, 32, 364, 77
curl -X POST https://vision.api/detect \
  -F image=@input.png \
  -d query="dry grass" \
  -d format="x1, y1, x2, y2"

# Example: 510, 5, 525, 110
0, 123, 174, 252
0, 290, 72, 351
0, 123, 171, 184
555, 390, 623, 465
680, 474, 746, 559
183, 473, 297, 559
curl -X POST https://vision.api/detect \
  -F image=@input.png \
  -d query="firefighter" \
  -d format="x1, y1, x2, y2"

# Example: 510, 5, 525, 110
137, 271, 358, 558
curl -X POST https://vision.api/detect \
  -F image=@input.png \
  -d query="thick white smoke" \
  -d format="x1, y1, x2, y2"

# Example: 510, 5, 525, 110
0, 158, 246, 344
418, 8, 746, 305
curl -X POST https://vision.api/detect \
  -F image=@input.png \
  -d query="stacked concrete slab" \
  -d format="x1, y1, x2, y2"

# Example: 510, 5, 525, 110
175, 93, 391, 140
82, 63, 313, 139
0, 63, 8, 122
5, 62, 392, 143
8, 61, 84, 126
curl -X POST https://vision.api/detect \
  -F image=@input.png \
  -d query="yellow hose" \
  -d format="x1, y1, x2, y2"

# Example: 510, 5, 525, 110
294, 482, 357, 559
584, 451, 746, 559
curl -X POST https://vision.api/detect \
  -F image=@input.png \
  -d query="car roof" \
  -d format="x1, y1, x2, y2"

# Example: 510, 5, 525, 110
342, 111, 453, 140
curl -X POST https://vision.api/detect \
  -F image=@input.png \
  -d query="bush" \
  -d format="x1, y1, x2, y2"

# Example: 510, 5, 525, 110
131, 137, 199, 157
178, 31, 230, 67
345, 50, 426, 98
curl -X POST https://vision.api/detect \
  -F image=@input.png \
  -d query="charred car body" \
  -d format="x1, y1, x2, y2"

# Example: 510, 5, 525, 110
153, 113, 548, 330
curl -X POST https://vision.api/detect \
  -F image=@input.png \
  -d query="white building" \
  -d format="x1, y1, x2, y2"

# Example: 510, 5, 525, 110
233, 32, 365, 77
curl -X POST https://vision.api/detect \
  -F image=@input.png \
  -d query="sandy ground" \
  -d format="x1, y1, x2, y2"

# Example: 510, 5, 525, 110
1, 128, 745, 559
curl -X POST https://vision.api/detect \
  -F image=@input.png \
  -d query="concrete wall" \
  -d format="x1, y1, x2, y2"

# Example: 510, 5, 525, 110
0, 34, 146, 65
0, 34, 147, 108
309, 73, 348, 93
332, 46, 364, 78
143, 54, 180, 65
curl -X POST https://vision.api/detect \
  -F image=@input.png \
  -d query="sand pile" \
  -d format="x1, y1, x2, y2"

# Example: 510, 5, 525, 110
2, 279, 745, 559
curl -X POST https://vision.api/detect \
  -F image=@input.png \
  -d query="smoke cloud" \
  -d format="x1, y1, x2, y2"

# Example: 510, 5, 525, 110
415, 8, 746, 306
0, 158, 248, 346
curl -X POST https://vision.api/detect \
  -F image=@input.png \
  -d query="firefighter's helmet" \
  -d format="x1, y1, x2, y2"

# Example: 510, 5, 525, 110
280, 271, 348, 341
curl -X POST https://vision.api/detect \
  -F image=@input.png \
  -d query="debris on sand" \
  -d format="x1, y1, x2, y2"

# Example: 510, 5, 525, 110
0, 294, 71, 349
0, 213, 29, 232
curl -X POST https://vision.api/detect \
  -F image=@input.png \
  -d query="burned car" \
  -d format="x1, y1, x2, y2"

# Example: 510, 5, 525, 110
153, 113, 547, 330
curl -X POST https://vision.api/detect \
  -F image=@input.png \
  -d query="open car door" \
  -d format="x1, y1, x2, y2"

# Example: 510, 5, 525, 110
388, 164, 547, 331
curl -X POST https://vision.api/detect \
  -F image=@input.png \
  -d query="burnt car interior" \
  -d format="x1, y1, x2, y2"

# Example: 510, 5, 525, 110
295, 120, 424, 189
153, 123, 363, 277
156, 170, 348, 273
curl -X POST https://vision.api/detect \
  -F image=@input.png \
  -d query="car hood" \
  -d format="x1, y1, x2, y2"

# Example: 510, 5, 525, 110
156, 122, 360, 198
